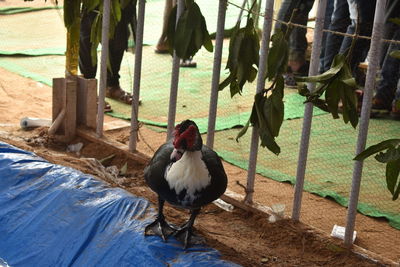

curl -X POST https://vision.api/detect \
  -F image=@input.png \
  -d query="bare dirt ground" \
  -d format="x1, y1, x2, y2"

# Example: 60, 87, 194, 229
1, 65, 400, 267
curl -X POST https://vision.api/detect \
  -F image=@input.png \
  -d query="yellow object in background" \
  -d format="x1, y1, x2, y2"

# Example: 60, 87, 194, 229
65, 17, 81, 77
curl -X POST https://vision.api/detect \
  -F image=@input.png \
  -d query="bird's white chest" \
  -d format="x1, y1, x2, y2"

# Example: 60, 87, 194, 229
165, 151, 211, 199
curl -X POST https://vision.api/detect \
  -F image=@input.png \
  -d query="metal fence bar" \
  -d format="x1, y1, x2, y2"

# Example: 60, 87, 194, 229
244, 0, 274, 204
291, 0, 327, 220
344, 0, 387, 247
206, 0, 227, 148
96, 0, 111, 137
166, 0, 185, 140
129, 0, 146, 151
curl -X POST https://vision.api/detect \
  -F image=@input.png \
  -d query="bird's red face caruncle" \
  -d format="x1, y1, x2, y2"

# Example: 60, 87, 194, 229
173, 124, 196, 150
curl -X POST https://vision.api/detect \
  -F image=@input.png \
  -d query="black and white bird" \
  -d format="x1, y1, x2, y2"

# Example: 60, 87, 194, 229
144, 120, 228, 248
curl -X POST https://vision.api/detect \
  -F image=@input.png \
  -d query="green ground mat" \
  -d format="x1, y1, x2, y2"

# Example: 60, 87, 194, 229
0, 6, 62, 15
212, 114, 400, 229
0, 48, 326, 133
0, 0, 244, 56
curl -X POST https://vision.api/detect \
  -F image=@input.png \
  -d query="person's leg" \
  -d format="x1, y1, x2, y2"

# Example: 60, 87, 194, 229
339, 0, 375, 77
274, 0, 301, 34
374, 26, 400, 110
287, 0, 314, 74
318, 0, 334, 73
106, 2, 137, 104
79, 10, 98, 79
320, 0, 350, 73
107, 3, 135, 87
156, 0, 174, 52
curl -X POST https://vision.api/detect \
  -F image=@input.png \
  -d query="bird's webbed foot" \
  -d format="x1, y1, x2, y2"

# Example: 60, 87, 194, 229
145, 215, 176, 242
173, 223, 205, 249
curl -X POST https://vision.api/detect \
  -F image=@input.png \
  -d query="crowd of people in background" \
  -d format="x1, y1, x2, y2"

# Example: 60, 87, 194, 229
79, 0, 400, 120
276, 0, 400, 119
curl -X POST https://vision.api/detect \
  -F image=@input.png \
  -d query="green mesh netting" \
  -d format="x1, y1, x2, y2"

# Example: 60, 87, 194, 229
213, 115, 400, 229
1, 2, 400, 230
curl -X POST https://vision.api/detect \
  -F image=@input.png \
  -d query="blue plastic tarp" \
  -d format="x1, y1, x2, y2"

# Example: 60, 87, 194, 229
0, 141, 240, 267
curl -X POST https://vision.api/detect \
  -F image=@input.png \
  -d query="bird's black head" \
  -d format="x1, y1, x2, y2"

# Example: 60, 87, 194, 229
173, 120, 202, 151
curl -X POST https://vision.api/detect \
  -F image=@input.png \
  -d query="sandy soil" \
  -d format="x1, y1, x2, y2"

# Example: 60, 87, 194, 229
1, 64, 399, 267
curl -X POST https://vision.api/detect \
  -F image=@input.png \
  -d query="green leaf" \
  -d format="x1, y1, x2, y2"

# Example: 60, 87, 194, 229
354, 139, 400, 160
226, 27, 244, 70
375, 147, 400, 163
63, 0, 80, 28
229, 79, 241, 97
388, 17, 400, 25
219, 72, 234, 91
385, 159, 400, 198
201, 16, 213, 52
236, 118, 251, 142
248, 66, 258, 83
259, 127, 281, 155
266, 30, 288, 80
83, 0, 100, 12
296, 54, 346, 83
253, 92, 281, 155
389, 50, 400, 59
325, 79, 341, 119
265, 76, 284, 137
111, 0, 122, 23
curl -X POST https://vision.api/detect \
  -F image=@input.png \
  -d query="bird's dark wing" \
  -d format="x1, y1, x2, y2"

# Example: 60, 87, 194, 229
144, 142, 174, 196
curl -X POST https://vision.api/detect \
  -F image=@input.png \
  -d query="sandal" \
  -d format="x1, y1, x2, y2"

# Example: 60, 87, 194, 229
97, 98, 113, 113
180, 57, 197, 68
104, 101, 112, 113
106, 86, 133, 105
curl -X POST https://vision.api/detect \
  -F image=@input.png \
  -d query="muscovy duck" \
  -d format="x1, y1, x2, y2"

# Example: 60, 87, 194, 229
144, 120, 228, 248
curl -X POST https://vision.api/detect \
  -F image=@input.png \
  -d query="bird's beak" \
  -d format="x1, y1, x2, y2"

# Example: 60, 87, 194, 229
170, 148, 184, 161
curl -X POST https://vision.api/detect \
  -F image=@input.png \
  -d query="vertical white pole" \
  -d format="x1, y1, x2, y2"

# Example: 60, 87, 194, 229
292, 0, 327, 220
344, 0, 386, 247
96, 0, 111, 137
245, 0, 275, 204
166, 0, 185, 140
129, 0, 146, 151
206, 0, 227, 148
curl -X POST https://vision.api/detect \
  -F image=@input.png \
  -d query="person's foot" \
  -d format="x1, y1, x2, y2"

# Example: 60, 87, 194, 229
283, 72, 297, 88
106, 86, 142, 105
155, 43, 169, 54
370, 97, 391, 118
106, 86, 133, 104
371, 97, 391, 111
180, 57, 197, 68
390, 100, 400, 120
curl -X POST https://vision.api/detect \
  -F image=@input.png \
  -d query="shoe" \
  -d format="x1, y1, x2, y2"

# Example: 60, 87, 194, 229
97, 98, 113, 113
154, 43, 169, 54
371, 97, 391, 111
106, 86, 142, 105
390, 100, 400, 120
370, 97, 391, 118
180, 57, 197, 68
283, 72, 297, 88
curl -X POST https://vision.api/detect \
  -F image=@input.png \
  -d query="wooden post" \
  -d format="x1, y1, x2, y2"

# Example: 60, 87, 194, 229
64, 77, 77, 141
51, 77, 77, 142
52, 78, 66, 135
77, 77, 97, 129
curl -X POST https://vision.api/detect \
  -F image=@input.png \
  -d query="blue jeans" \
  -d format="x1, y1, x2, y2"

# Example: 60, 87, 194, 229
319, 0, 350, 73
375, 24, 400, 105
339, 0, 376, 75
274, 0, 315, 64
